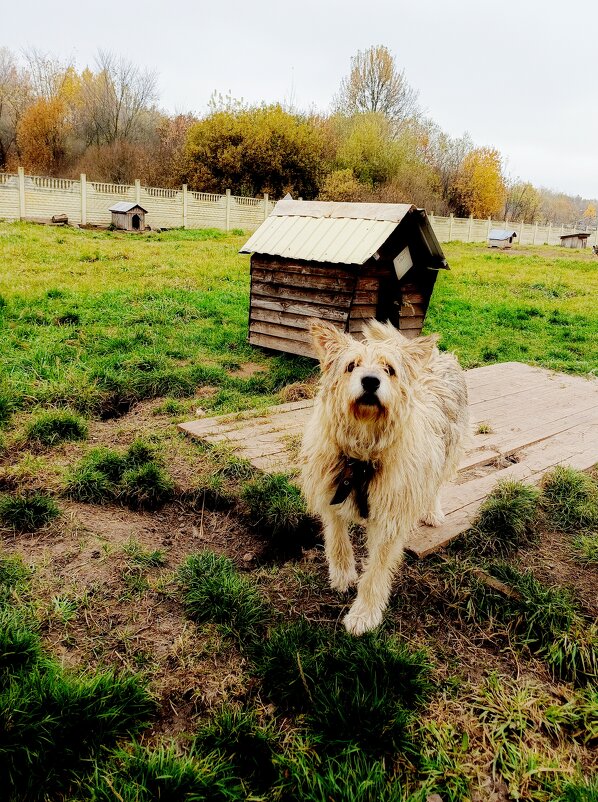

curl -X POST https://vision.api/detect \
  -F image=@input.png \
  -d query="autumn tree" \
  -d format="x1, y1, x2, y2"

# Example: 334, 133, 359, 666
334, 45, 419, 124
16, 96, 69, 174
452, 147, 506, 218
0, 48, 32, 168
504, 181, 542, 222
184, 104, 326, 197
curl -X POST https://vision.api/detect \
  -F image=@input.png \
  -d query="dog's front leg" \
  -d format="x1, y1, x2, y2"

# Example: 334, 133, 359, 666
343, 523, 404, 636
321, 510, 358, 593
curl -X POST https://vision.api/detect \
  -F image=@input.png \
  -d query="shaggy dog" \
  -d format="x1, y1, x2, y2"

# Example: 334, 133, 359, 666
300, 319, 469, 636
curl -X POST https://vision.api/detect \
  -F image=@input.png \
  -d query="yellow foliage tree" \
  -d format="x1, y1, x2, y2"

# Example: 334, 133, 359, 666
452, 147, 506, 218
16, 96, 69, 174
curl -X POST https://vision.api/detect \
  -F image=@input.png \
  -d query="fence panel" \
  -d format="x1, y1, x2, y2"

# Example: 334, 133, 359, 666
1, 170, 597, 244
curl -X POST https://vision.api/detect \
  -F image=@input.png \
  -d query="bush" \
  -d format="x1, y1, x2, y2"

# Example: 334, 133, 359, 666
255, 619, 431, 755
179, 551, 271, 645
541, 466, 598, 532
25, 409, 88, 446
0, 492, 60, 532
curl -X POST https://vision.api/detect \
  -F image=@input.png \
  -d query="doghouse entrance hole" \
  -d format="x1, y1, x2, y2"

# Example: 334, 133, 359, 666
132, 214, 140, 230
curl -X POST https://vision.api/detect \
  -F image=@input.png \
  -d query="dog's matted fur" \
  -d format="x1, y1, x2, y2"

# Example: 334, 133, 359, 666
300, 319, 469, 635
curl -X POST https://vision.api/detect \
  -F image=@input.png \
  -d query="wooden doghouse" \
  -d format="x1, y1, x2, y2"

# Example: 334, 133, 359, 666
488, 229, 517, 249
560, 232, 589, 249
240, 199, 448, 358
109, 202, 147, 231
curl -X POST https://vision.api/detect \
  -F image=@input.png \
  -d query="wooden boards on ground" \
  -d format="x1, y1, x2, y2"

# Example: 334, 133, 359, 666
179, 362, 598, 557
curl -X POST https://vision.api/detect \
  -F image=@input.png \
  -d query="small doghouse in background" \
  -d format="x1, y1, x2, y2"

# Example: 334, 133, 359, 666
488, 229, 517, 249
240, 199, 448, 358
560, 232, 589, 249
109, 202, 148, 231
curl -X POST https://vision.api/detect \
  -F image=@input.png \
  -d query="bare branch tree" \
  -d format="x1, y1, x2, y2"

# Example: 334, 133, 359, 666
0, 48, 33, 166
334, 45, 419, 124
79, 51, 158, 147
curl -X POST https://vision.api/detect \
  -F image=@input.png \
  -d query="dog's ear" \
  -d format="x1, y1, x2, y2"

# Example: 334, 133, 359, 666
364, 319, 407, 344
402, 334, 440, 367
310, 319, 348, 370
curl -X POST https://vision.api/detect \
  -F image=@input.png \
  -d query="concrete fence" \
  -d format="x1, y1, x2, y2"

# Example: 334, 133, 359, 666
0, 169, 275, 231
1, 168, 597, 245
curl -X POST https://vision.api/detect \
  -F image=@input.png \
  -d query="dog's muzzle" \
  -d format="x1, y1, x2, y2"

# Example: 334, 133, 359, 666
357, 374, 381, 407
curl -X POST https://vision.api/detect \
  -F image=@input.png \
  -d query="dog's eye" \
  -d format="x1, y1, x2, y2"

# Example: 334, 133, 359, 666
384, 364, 396, 376
346, 361, 355, 373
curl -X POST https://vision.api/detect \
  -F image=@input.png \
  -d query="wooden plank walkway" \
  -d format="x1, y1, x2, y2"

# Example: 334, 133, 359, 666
179, 362, 598, 557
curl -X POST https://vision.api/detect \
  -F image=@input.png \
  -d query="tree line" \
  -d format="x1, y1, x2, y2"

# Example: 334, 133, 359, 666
0, 45, 595, 225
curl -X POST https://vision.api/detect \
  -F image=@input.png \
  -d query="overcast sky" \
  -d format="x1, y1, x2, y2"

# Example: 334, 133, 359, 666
4, 0, 598, 198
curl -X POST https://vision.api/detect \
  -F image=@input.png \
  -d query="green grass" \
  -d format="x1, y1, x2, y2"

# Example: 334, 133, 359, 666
64, 440, 174, 510
457, 480, 540, 556
24, 409, 88, 447
0, 224, 314, 418
241, 473, 315, 540
468, 562, 597, 684
255, 619, 431, 755
0, 603, 155, 801
540, 466, 598, 532
425, 243, 598, 376
178, 551, 271, 644
0, 492, 60, 532
123, 541, 166, 568
572, 533, 598, 564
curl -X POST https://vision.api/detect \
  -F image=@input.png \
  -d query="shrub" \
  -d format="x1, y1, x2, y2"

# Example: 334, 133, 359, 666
459, 480, 539, 556
255, 619, 431, 755
541, 466, 598, 532
25, 410, 88, 446
0, 492, 60, 532
179, 551, 271, 645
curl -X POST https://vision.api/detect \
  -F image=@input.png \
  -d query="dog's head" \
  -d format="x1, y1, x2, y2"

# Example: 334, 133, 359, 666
310, 319, 438, 427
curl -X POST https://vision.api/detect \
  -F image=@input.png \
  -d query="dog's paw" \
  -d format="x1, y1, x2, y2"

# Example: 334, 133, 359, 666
343, 602, 383, 636
421, 510, 445, 527
329, 566, 358, 593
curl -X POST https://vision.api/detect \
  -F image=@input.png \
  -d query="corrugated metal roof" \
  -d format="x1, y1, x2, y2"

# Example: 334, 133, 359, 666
240, 199, 413, 264
109, 202, 147, 213
489, 229, 517, 240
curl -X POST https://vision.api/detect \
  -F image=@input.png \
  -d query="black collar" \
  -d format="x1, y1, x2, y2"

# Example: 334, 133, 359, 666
330, 456, 376, 518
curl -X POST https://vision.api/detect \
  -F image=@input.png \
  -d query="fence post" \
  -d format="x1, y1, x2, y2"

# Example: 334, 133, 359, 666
182, 184, 188, 229
520, 219, 525, 244
225, 189, 231, 232
487, 217, 492, 239
448, 213, 454, 240
467, 214, 473, 242
547, 222, 552, 245
263, 193, 269, 221
80, 174, 87, 225
18, 167, 25, 220
135, 179, 141, 205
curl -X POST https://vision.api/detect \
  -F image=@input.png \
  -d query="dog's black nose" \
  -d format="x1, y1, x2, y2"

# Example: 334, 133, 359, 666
361, 375, 380, 393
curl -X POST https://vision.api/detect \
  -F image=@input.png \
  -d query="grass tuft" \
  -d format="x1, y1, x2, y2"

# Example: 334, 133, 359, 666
255, 619, 431, 755
179, 551, 271, 644
540, 466, 598, 532
64, 441, 173, 510
571, 532, 598, 564
468, 562, 597, 684
123, 541, 166, 568
194, 706, 279, 791
0, 492, 60, 532
24, 409, 88, 447
460, 480, 539, 556
89, 744, 240, 801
